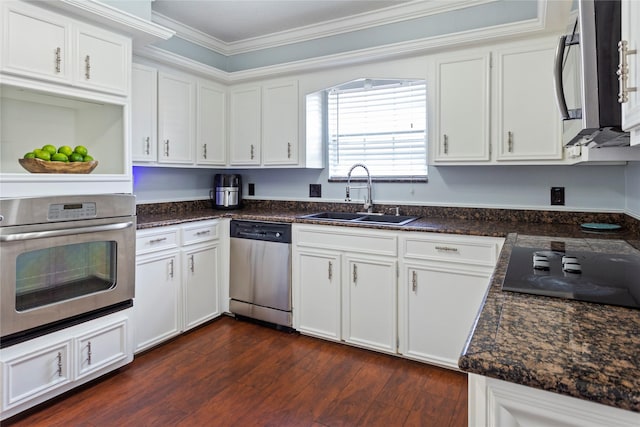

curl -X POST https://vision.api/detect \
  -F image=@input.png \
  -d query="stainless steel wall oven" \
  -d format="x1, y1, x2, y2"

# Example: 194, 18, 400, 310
0, 195, 136, 347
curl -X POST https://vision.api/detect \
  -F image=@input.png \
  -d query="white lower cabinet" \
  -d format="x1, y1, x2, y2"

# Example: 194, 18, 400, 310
134, 220, 225, 353
293, 224, 398, 355
293, 224, 504, 367
0, 310, 132, 420
469, 374, 640, 427
399, 232, 504, 369
343, 255, 397, 353
296, 249, 342, 341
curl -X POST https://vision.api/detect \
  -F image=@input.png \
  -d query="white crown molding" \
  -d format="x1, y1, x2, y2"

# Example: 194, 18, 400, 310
45, 0, 174, 47
151, 0, 498, 56
133, 45, 231, 83
227, 16, 547, 83
151, 11, 228, 53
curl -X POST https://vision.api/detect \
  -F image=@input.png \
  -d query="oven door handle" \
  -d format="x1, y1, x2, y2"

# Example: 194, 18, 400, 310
0, 221, 134, 242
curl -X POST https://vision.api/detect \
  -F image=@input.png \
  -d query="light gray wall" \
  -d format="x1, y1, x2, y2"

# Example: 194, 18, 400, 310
102, 0, 152, 20
133, 164, 628, 213
625, 162, 640, 218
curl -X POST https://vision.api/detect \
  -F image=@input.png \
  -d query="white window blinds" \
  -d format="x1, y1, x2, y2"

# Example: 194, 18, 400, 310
327, 80, 427, 179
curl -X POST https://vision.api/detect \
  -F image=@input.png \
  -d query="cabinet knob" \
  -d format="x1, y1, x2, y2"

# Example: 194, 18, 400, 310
328, 261, 333, 281
57, 351, 63, 376
287, 142, 291, 159
164, 140, 170, 157
443, 134, 449, 154
507, 131, 514, 152
353, 264, 358, 284
145, 137, 150, 155
87, 341, 92, 365
203, 143, 208, 159
250, 144, 255, 160
412, 271, 417, 292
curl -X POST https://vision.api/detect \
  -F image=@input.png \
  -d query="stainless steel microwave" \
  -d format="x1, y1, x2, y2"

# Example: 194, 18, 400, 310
553, 0, 629, 148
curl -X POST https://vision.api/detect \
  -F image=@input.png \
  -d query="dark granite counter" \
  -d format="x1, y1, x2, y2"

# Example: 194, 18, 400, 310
459, 234, 640, 413
136, 199, 640, 412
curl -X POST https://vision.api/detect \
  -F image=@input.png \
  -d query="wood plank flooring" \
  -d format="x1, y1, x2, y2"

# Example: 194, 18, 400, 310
3, 316, 468, 427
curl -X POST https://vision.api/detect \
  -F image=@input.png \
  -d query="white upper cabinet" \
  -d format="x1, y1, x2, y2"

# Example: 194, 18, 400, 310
1, 2, 71, 84
434, 52, 491, 162
229, 85, 262, 166
431, 37, 565, 165
1, 1, 130, 96
74, 23, 130, 96
621, 0, 640, 145
158, 71, 196, 164
196, 81, 227, 166
495, 42, 562, 161
262, 80, 299, 165
131, 63, 157, 162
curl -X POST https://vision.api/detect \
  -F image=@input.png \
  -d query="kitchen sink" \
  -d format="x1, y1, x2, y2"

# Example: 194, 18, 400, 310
302, 212, 366, 221
300, 212, 418, 226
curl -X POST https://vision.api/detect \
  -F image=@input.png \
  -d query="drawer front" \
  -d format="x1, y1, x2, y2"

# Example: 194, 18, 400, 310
75, 320, 128, 380
294, 225, 397, 256
182, 221, 219, 245
402, 234, 501, 266
136, 228, 179, 254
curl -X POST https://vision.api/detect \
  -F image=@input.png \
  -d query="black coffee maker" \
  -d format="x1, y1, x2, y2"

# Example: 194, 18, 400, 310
211, 174, 242, 209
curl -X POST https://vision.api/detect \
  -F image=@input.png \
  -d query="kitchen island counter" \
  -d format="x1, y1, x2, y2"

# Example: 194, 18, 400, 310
459, 233, 640, 414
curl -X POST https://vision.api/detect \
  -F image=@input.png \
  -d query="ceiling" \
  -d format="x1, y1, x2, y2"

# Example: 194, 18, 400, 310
151, 0, 410, 43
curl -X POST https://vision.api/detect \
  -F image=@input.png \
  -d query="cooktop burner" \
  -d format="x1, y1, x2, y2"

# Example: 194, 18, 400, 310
502, 247, 640, 309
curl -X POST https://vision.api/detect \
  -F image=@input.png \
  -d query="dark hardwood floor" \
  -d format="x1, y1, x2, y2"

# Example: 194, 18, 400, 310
3, 316, 468, 427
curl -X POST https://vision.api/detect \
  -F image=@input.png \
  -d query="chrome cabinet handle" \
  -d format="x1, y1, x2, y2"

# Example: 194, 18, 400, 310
618, 40, 637, 103
149, 237, 167, 244
55, 47, 61, 73
195, 230, 211, 236
507, 131, 514, 152
443, 134, 449, 154
328, 261, 333, 281
189, 254, 194, 273
85, 55, 91, 80
353, 264, 358, 284
250, 144, 255, 160
287, 142, 291, 159
145, 137, 150, 155
169, 259, 174, 278
164, 140, 170, 157
435, 245, 459, 253
203, 143, 208, 159
412, 271, 417, 292
57, 352, 63, 376
87, 341, 92, 365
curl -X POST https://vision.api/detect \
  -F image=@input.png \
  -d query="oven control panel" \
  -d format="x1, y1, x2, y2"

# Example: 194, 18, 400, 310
48, 202, 97, 221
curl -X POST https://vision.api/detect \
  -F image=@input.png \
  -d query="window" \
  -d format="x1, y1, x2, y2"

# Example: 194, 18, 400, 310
327, 79, 427, 181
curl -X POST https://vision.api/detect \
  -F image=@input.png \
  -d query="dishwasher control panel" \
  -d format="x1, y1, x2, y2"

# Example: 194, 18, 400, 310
230, 220, 291, 243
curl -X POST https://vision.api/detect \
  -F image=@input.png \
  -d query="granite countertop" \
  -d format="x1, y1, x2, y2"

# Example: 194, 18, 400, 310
136, 202, 640, 412
459, 234, 640, 413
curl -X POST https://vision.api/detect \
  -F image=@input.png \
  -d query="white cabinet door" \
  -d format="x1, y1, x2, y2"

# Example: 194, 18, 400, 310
229, 85, 261, 165
495, 43, 563, 160
1, 2, 71, 84
75, 320, 128, 380
134, 252, 181, 353
131, 64, 157, 162
74, 23, 130, 96
621, 0, 640, 144
197, 81, 227, 165
262, 80, 299, 165
158, 72, 195, 164
183, 244, 220, 331
343, 256, 397, 354
1, 341, 72, 411
296, 250, 342, 341
402, 265, 490, 368
434, 53, 491, 162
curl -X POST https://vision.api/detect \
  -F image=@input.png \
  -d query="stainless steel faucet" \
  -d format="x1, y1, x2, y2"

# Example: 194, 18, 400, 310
345, 163, 373, 213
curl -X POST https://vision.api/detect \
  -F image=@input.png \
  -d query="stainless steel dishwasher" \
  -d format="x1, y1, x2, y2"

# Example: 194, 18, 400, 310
229, 220, 292, 327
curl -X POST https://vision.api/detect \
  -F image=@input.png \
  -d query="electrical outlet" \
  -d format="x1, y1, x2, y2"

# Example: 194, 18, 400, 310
551, 187, 565, 205
248, 183, 255, 196
309, 184, 321, 198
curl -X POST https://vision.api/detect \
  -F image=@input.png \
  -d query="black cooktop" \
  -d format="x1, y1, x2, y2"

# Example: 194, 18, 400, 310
502, 246, 640, 309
